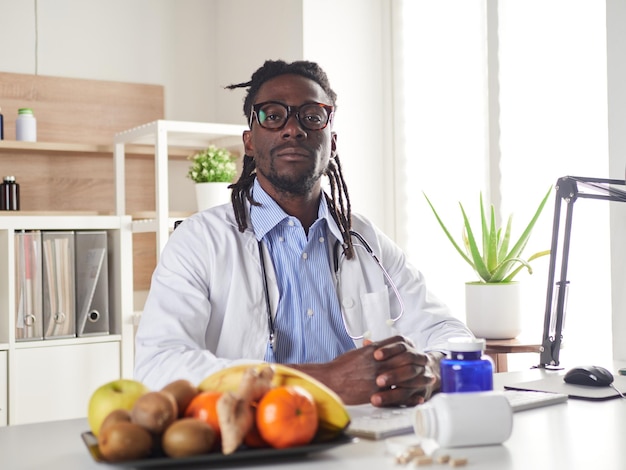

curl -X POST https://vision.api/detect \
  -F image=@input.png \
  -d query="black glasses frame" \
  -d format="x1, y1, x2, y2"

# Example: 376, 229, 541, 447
249, 101, 334, 131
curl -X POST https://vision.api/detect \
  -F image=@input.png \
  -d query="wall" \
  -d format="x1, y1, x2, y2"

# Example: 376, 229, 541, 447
301, 0, 394, 234
213, 0, 392, 231
0, 0, 216, 121
0, 0, 391, 232
607, 0, 626, 361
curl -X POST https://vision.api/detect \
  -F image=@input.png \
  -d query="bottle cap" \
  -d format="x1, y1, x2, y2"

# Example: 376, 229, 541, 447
445, 336, 486, 352
18, 108, 33, 115
3, 176, 16, 182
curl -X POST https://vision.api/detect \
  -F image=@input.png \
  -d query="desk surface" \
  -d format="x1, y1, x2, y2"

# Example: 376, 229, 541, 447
1, 369, 625, 470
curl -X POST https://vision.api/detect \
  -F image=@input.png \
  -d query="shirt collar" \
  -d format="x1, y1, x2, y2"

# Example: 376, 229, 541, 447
249, 178, 343, 242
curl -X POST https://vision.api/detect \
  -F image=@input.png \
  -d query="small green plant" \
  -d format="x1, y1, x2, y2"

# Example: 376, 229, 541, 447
423, 187, 553, 283
187, 145, 237, 183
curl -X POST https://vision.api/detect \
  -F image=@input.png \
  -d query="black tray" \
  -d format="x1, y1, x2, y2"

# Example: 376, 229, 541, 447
82, 431, 355, 468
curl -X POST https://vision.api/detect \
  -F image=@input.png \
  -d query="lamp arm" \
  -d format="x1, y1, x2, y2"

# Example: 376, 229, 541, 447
539, 177, 578, 368
538, 175, 626, 368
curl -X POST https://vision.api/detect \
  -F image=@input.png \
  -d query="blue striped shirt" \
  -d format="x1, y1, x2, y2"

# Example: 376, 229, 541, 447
250, 179, 355, 363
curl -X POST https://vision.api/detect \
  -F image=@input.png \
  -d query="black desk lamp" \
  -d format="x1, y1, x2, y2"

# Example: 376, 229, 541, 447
539, 176, 626, 368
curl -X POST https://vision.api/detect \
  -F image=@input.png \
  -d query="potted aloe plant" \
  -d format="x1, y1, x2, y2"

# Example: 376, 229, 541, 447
423, 186, 553, 339
187, 145, 237, 211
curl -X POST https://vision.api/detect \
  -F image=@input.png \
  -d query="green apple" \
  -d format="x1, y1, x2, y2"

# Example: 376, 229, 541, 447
88, 379, 150, 437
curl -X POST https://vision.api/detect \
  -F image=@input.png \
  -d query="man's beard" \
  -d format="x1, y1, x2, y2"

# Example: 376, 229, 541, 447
260, 160, 325, 196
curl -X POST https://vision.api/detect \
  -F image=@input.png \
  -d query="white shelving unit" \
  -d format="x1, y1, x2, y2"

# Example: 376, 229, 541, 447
113, 120, 246, 261
0, 214, 134, 425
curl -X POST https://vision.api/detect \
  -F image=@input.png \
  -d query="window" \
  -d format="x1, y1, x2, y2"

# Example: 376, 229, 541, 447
394, 0, 611, 368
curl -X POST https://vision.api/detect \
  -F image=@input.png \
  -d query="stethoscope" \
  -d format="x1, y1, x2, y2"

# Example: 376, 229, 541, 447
258, 230, 405, 350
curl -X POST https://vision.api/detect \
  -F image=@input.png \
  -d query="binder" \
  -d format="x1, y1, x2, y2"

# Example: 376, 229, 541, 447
14, 231, 44, 341
42, 231, 76, 339
75, 231, 109, 336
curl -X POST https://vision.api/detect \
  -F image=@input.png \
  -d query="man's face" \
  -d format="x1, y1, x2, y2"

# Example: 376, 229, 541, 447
243, 74, 337, 198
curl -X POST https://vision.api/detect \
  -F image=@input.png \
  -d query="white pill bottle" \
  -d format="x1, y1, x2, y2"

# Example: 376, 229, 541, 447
413, 391, 513, 447
16, 108, 37, 142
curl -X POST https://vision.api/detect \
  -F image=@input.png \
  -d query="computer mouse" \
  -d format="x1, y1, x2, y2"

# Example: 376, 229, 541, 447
563, 365, 614, 387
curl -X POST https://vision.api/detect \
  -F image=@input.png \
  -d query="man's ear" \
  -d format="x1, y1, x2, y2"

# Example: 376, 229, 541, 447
243, 130, 253, 156
331, 131, 338, 158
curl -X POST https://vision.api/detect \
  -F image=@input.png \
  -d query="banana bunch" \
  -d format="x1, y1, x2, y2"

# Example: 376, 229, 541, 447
198, 363, 350, 439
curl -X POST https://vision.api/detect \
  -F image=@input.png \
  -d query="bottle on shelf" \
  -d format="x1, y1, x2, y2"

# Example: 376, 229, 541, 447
16, 108, 37, 142
0, 175, 20, 210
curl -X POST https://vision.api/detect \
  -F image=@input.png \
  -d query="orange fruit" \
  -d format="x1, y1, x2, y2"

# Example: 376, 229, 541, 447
243, 403, 269, 448
256, 386, 318, 449
185, 391, 222, 441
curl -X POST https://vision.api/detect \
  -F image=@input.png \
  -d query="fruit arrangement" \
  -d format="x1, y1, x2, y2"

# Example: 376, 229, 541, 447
87, 364, 351, 463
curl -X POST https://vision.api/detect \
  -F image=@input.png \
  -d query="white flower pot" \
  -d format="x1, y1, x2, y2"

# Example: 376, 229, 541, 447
465, 282, 522, 339
195, 182, 231, 212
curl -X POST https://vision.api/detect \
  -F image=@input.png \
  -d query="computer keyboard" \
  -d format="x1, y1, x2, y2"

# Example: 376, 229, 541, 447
346, 390, 568, 440
503, 389, 568, 411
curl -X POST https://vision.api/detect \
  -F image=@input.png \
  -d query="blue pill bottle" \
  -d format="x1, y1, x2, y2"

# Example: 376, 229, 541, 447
440, 337, 493, 393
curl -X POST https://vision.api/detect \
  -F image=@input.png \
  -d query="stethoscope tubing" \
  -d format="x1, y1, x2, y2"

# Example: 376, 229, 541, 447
259, 230, 405, 347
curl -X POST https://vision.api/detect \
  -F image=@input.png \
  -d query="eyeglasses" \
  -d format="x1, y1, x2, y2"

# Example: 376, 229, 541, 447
249, 101, 334, 131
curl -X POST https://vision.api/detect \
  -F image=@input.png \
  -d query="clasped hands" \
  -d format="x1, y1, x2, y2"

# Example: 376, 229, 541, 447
317, 335, 443, 407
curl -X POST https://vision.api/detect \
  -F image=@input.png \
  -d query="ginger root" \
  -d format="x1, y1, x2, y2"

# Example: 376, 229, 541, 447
217, 366, 274, 454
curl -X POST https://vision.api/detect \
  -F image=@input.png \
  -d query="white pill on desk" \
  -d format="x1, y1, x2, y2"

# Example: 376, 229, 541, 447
385, 435, 423, 456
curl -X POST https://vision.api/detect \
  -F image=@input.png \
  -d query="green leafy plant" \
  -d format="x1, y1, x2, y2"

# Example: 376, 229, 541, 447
423, 187, 553, 283
187, 145, 237, 183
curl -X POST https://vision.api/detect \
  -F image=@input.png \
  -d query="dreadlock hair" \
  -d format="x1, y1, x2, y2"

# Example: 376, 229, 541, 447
225, 59, 355, 259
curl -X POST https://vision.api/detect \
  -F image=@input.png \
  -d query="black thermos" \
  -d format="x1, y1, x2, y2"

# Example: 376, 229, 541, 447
0, 176, 20, 210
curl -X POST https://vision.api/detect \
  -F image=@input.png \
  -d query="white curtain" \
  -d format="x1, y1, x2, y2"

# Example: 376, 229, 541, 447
394, 0, 611, 368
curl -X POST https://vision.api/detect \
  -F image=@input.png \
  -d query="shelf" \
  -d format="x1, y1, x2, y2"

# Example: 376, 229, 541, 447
0, 72, 164, 426
0, 140, 111, 153
13, 335, 122, 349
113, 120, 245, 148
0, 214, 134, 424
114, 120, 245, 261
0, 139, 206, 159
131, 218, 185, 233
0, 214, 128, 230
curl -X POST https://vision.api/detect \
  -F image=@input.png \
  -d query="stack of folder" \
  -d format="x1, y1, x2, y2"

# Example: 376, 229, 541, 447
14, 230, 110, 341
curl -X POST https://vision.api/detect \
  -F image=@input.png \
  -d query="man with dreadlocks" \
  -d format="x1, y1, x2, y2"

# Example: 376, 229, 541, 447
134, 60, 473, 407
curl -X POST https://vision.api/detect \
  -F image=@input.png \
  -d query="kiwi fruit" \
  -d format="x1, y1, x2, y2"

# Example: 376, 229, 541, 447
99, 408, 131, 436
131, 391, 177, 434
162, 418, 216, 458
161, 379, 198, 417
98, 421, 153, 462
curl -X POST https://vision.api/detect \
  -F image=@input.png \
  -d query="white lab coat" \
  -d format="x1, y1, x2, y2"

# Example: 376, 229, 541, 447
134, 202, 472, 390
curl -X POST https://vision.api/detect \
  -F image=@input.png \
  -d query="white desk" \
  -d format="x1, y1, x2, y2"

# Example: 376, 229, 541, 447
1, 369, 624, 470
